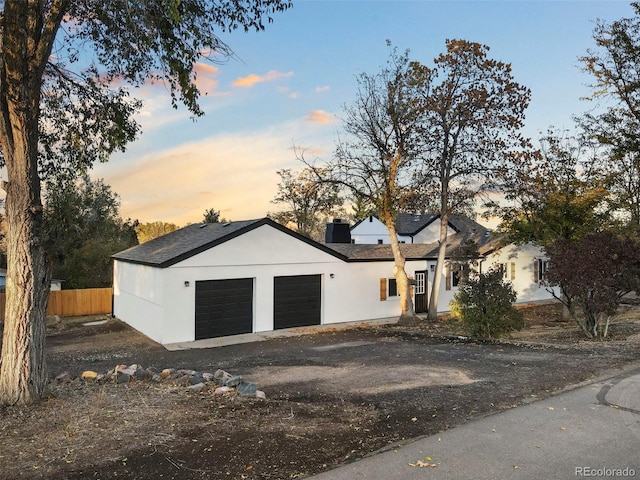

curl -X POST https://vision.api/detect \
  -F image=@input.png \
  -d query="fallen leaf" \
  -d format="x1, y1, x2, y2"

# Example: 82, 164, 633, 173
547, 407, 555, 411
409, 460, 437, 468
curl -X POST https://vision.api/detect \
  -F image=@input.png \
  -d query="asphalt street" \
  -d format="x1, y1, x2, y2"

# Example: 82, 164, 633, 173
308, 365, 640, 480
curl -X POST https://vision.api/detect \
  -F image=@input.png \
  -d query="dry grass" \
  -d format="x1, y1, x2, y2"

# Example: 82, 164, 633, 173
0, 381, 211, 479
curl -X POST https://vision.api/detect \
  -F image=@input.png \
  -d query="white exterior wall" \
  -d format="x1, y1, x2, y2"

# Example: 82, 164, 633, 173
412, 223, 456, 244
482, 243, 558, 304
113, 260, 166, 343
426, 260, 454, 311
350, 216, 454, 244
323, 260, 430, 323
351, 216, 394, 244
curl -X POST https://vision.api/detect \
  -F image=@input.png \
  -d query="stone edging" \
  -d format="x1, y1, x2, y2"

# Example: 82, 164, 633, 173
54, 365, 265, 398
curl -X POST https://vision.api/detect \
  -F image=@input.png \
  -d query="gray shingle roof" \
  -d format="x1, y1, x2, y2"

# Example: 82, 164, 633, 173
113, 219, 265, 267
113, 218, 349, 268
327, 242, 440, 261
113, 215, 496, 268
327, 226, 494, 261
395, 213, 439, 235
352, 213, 489, 238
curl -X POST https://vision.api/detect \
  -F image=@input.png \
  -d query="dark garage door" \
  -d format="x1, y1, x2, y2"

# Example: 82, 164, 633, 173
274, 274, 321, 330
195, 278, 253, 340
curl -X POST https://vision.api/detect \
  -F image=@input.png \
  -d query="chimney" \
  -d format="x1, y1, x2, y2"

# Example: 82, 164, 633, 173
325, 219, 351, 243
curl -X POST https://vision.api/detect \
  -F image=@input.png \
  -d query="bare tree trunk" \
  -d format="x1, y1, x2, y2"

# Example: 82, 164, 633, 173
427, 213, 449, 321
0, 153, 51, 405
0, 0, 57, 405
0, 100, 51, 405
382, 213, 419, 325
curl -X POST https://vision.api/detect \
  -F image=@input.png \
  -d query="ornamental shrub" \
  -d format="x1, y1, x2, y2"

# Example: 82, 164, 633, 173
449, 268, 523, 338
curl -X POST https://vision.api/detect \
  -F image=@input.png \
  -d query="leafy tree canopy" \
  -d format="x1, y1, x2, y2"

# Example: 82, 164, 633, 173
490, 129, 610, 247
3, 0, 293, 177
545, 232, 640, 339
202, 208, 230, 223
269, 167, 344, 241
579, 4, 640, 229
42, 174, 138, 289
136, 221, 180, 243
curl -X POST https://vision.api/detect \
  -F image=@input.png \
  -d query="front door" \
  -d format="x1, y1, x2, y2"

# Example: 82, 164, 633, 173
414, 271, 427, 313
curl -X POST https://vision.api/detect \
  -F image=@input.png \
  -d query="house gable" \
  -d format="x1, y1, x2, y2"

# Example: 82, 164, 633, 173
350, 214, 479, 245
113, 218, 348, 268
176, 223, 348, 268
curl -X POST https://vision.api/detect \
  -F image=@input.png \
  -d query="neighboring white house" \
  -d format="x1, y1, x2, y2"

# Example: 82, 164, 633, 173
350, 214, 459, 244
112, 217, 556, 346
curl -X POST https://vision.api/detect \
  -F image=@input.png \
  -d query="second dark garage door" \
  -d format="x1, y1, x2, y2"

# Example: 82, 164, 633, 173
274, 274, 321, 330
195, 278, 253, 340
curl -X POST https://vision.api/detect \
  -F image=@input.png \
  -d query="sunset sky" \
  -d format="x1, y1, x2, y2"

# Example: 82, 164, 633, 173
90, 0, 634, 226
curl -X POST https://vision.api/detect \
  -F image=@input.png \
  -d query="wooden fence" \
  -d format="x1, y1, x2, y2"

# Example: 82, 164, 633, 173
0, 287, 113, 318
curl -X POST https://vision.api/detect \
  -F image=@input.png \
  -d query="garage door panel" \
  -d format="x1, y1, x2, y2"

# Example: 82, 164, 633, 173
274, 274, 321, 330
195, 278, 253, 339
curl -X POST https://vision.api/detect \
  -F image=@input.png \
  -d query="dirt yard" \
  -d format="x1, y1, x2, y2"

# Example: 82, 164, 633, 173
2, 302, 640, 480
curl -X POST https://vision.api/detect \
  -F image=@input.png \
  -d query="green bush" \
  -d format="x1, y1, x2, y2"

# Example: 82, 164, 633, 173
449, 268, 523, 338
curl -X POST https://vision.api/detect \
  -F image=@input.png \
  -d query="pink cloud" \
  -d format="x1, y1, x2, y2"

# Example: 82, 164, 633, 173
304, 110, 336, 124
233, 70, 293, 88
193, 62, 220, 95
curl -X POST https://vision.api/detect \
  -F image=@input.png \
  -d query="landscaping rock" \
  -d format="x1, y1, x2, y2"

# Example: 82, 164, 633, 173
55, 371, 71, 383
52, 364, 264, 398
237, 382, 257, 397
225, 375, 243, 387
214, 369, 232, 385
186, 382, 206, 393
214, 386, 234, 395
46, 315, 62, 328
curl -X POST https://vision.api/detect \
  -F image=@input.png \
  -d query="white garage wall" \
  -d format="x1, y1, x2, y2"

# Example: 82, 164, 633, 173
160, 225, 347, 344
113, 260, 165, 343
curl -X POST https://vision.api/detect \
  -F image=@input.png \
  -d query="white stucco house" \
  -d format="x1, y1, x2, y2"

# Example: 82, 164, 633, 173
112, 216, 555, 345
350, 213, 458, 244
350, 214, 556, 306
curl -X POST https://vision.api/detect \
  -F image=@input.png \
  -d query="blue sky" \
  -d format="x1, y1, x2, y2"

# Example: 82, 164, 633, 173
91, 0, 634, 226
